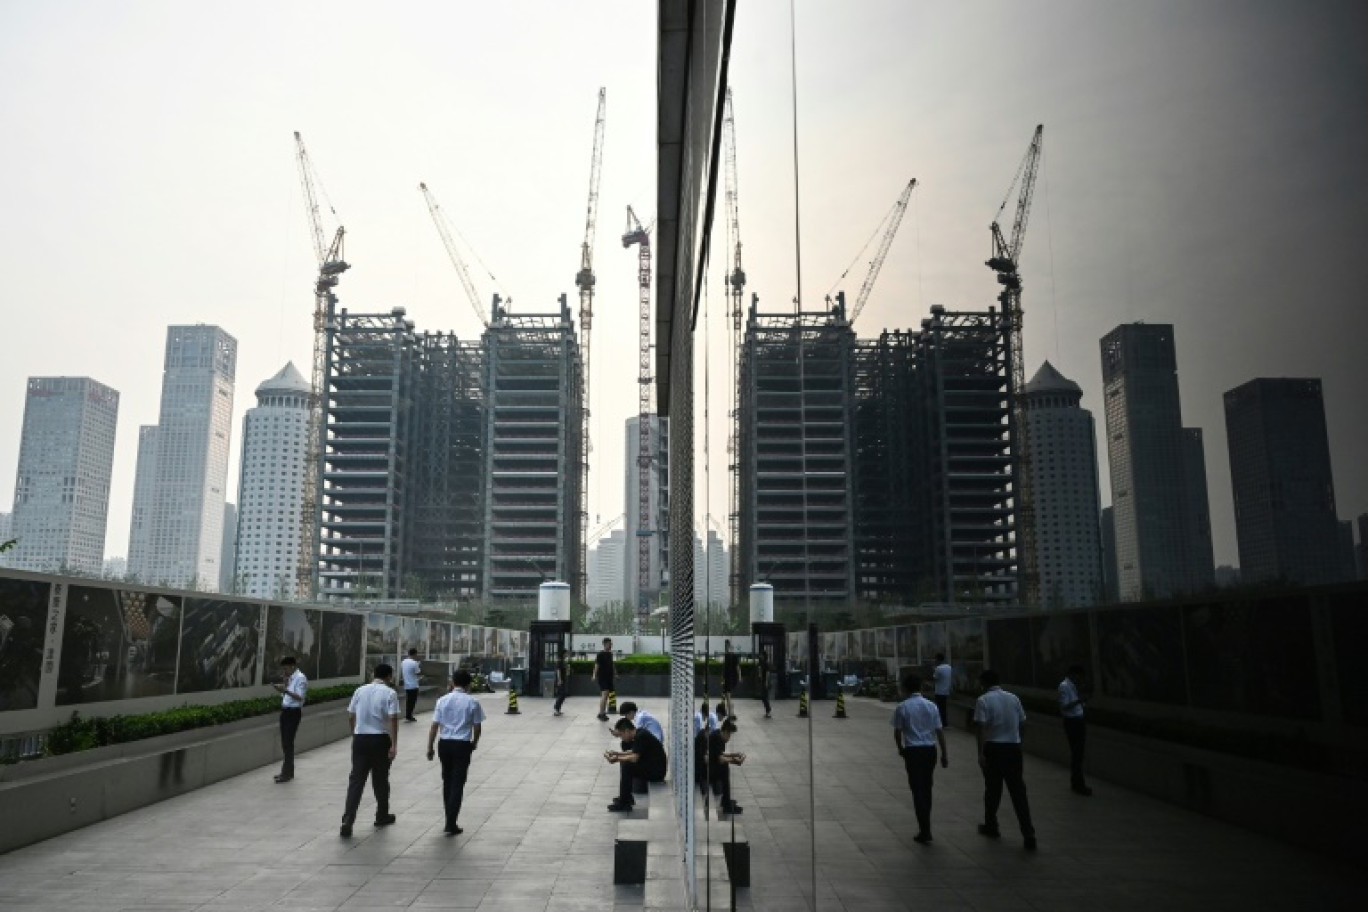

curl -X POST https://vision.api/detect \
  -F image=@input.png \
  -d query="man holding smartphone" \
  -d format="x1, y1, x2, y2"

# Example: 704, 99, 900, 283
272, 656, 307, 783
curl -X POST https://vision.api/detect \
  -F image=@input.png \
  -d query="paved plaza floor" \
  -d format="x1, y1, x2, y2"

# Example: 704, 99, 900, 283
0, 692, 1359, 911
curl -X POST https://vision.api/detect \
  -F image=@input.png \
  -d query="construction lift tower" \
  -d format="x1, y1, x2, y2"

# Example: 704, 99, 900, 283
293, 131, 349, 601
622, 206, 652, 638
986, 124, 1044, 607
574, 89, 606, 608
722, 88, 747, 607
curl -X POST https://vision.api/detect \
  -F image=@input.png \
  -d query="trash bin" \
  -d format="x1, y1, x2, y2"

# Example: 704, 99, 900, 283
509, 668, 527, 695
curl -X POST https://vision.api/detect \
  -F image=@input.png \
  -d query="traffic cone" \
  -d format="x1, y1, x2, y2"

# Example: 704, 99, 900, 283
797, 689, 808, 717
506, 688, 520, 714
608, 690, 618, 713
833, 689, 847, 719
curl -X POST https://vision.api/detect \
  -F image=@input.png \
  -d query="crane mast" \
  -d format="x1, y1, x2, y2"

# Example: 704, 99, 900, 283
574, 88, 606, 607
622, 207, 652, 636
419, 182, 490, 328
986, 124, 1044, 607
849, 179, 916, 324
722, 88, 746, 605
293, 131, 348, 602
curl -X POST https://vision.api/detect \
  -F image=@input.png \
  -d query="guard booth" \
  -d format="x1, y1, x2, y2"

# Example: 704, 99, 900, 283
528, 581, 573, 698
749, 583, 789, 699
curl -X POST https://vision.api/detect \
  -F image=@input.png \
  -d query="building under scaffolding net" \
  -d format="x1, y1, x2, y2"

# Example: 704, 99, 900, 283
481, 297, 584, 604
853, 306, 1019, 606
737, 298, 857, 608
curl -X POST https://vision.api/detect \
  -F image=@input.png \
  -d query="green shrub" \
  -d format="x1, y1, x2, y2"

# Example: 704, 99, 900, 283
44, 682, 361, 758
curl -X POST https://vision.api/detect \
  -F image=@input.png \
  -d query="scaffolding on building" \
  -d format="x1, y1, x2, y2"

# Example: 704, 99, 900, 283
481, 297, 584, 603
738, 298, 857, 608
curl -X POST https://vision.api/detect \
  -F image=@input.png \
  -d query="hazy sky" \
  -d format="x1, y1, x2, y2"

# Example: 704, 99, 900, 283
1, 1, 1364, 569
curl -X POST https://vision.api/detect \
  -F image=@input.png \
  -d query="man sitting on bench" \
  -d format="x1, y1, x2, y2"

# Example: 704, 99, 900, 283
605, 718, 667, 812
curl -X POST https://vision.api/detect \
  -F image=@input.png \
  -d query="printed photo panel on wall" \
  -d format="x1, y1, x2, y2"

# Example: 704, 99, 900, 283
0, 577, 51, 711
176, 599, 262, 694
367, 613, 399, 657
58, 586, 181, 705
428, 622, 451, 661
319, 611, 364, 680
264, 605, 321, 682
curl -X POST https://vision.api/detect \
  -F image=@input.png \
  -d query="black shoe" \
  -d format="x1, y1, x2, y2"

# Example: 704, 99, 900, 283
977, 824, 1001, 839
404, 717, 417, 723
273, 775, 293, 783
1024, 836, 1037, 851
721, 802, 743, 815
597, 713, 609, 721
913, 832, 932, 844
339, 823, 353, 837
444, 825, 462, 836
1072, 785, 1093, 796
607, 800, 634, 812
374, 814, 396, 827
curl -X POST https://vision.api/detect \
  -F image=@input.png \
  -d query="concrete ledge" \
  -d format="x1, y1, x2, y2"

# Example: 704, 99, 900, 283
0, 692, 437, 855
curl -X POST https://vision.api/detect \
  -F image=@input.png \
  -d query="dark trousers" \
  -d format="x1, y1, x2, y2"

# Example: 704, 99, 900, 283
619, 758, 665, 803
902, 746, 937, 835
279, 707, 301, 777
758, 675, 772, 715
342, 734, 393, 824
933, 695, 948, 727
405, 688, 419, 720
1064, 717, 1087, 789
554, 683, 566, 712
437, 739, 475, 828
982, 742, 1034, 838
710, 763, 733, 806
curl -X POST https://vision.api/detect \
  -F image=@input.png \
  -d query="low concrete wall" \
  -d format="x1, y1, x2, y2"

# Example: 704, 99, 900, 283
946, 697, 1368, 865
0, 692, 438, 855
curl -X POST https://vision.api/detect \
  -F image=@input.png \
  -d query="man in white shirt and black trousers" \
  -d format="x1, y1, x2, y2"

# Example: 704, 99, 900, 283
1059, 664, 1092, 796
973, 669, 1037, 851
891, 672, 949, 844
401, 649, 422, 722
427, 669, 486, 835
339, 663, 401, 837
272, 656, 307, 783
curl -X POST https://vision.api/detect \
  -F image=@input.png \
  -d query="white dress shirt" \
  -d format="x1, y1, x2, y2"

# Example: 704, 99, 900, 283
973, 686, 1026, 744
281, 669, 308, 709
891, 694, 942, 747
349, 681, 400, 735
634, 708, 665, 743
1059, 677, 1084, 719
933, 663, 952, 697
401, 657, 422, 690
432, 688, 486, 741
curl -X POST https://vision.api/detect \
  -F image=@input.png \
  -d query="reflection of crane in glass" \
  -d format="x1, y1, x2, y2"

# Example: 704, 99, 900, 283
622, 206, 653, 639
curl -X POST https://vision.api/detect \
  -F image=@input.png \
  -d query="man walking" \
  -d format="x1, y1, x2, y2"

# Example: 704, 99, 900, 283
707, 719, 746, 815
1059, 664, 1092, 796
552, 654, 568, 716
401, 648, 422, 722
426, 669, 485, 835
932, 653, 952, 728
605, 718, 667, 812
722, 640, 741, 720
339, 663, 401, 837
891, 672, 948, 844
756, 648, 772, 718
595, 638, 616, 721
272, 656, 307, 783
973, 669, 1036, 850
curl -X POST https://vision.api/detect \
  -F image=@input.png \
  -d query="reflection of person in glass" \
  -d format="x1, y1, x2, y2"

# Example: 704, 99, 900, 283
707, 719, 746, 815
273, 657, 308, 783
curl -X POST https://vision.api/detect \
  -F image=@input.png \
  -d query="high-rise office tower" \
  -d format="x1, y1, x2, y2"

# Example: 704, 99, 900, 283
1022, 362, 1104, 608
0, 512, 12, 566
1100, 323, 1213, 600
130, 325, 237, 589
693, 530, 728, 610
587, 528, 627, 610
9, 377, 119, 575
220, 503, 237, 593
233, 362, 310, 599
1099, 506, 1118, 603
1223, 378, 1342, 585
624, 415, 669, 611
1338, 519, 1356, 582
1356, 514, 1368, 581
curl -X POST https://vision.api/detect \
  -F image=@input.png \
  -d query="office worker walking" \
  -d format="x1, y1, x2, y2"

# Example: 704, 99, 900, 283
340, 664, 401, 837
426, 669, 485, 835
891, 672, 948, 844
401, 648, 422, 722
273, 656, 307, 783
973, 669, 1036, 850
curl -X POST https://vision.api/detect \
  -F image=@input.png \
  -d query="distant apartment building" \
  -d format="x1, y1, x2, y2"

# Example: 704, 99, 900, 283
624, 415, 669, 611
587, 528, 627, 611
1223, 378, 1342, 586
128, 325, 237, 589
9, 377, 120, 575
1100, 323, 1214, 600
1022, 362, 1104, 608
693, 530, 728, 610
102, 555, 127, 579
233, 363, 310, 599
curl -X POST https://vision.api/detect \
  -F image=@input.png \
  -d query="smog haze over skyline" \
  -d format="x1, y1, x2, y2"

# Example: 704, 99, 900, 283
1, 0, 1364, 572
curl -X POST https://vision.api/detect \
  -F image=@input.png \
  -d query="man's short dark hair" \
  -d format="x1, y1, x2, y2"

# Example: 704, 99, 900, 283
612, 718, 635, 733
603, 638, 612, 646
980, 669, 1000, 688
374, 663, 394, 680
452, 669, 472, 688
408, 648, 418, 657
280, 656, 297, 667
935, 652, 945, 663
1068, 664, 1085, 676
720, 719, 737, 733
902, 672, 922, 693
619, 701, 638, 715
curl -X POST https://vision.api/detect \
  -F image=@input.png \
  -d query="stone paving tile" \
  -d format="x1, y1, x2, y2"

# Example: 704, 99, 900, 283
1, 693, 1363, 910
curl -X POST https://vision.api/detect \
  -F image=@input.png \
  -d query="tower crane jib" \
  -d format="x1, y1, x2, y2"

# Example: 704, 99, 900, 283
574, 88, 606, 609
419, 182, 490, 329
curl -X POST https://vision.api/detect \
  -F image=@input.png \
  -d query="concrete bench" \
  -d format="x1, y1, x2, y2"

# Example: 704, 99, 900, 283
614, 819, 650, 884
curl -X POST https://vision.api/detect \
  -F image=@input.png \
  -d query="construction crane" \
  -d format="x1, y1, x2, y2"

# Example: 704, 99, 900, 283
986, 124, 1044, 606
721, 88, 745, 605
293, 131, 349, 602
825, 179, 916, 324
622, 206, 652, 637
419, 182, 491, 328
587, 514, 625, 548
574, 88, 606, 608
